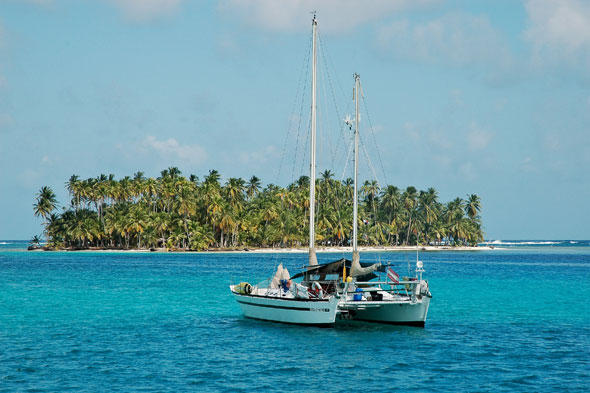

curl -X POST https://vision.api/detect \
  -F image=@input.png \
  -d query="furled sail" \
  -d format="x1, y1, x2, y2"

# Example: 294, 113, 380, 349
270, 263, 291, 288
349, 251, 380, 277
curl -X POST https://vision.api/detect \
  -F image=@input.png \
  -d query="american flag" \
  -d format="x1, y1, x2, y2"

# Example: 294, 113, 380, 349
387, 267, 399, 284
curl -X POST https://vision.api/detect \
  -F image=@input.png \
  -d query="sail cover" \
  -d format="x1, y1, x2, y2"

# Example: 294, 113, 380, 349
350, 251, 381, 277
291, 258, 383, 282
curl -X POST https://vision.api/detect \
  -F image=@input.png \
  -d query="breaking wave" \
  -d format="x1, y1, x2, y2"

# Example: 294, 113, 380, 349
486, 241, 560, 245
481, 240, 587, 247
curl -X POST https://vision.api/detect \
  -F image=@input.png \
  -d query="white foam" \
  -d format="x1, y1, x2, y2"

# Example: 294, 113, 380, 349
483, 240, 561, 245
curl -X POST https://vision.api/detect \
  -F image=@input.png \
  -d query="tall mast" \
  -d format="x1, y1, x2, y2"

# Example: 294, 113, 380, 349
352, 73, 360, 266
349, 74, 380, 277
309, 14, 318, 266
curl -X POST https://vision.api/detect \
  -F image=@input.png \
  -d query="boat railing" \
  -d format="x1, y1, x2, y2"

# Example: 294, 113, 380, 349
341, 281, 419, 297
354, 280, 417, 286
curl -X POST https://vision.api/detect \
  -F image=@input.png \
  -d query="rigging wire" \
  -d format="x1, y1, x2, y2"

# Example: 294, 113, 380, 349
359, 132, 380, 186
276, 28, 313, 186
291, 35, 313, 184
270, 28, 312, 265
340, 135, 354, 181
318, 31, 350, 169
299, 116, 312, 183
361, 91, 389, 186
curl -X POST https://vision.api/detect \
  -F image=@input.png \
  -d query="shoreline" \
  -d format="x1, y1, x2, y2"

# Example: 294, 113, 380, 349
31, 245, 499, 253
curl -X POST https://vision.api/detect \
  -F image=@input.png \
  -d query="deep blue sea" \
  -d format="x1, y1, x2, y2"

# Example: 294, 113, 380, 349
1, 240, 589, 392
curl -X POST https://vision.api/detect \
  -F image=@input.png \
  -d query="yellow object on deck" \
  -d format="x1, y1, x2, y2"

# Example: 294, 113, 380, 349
342, 264, 347, 282
235, 282, 253, 295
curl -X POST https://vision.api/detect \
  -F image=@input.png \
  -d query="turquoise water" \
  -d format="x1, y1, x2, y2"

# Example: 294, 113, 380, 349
1, 241, 589, 392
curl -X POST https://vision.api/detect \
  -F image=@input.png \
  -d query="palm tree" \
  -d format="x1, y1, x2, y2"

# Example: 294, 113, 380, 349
417, 188, 439, 244
204, 169, 221, 187
465, 194, 481, 219
361, 180, 380, 221
167, 167, 182, 179
225, 178, 246, 210
446, 198, 466, 244
128, 204, 148, 248
402, 186, 418, 245
34, 186, 58, 239
29, 235, 42, 249
176, 180, 198, 244
246, 176, 261, 200
66, 175, 80, 210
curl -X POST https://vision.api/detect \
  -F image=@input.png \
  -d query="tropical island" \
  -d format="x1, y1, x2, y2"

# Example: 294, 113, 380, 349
32, 167, 484, 251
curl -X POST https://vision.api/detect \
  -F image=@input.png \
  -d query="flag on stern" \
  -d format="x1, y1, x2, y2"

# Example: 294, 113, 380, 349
387, 267, 399, 284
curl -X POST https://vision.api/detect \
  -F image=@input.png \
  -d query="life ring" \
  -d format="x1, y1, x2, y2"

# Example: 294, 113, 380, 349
310, 281, 323, 299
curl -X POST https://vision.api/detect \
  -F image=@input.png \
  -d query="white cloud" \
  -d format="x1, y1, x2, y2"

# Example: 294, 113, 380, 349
377, 12, 512, 70
403, 122, 421, 142
238, 145, 278, 165
459, 161, 476, 180
543, 133, 561, 151
467, 123, 493, 151
219, 0, 436, 33
106, 0, 184, 21
433, 154, 452, 168
428, 131, 452, 150
142, 135, 207, 165
20, 0, 52, 4
524, 0, 590, 68
520, 156, 536, 173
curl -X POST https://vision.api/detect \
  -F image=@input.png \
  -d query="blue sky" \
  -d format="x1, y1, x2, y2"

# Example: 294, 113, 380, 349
1, 0, 589, 240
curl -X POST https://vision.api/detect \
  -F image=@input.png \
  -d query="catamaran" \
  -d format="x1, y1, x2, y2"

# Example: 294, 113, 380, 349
289, 74, 432, 327
230, 15, 431, 327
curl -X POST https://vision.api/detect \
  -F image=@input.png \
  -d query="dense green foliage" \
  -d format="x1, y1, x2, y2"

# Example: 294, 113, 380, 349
34, 167, 484, 250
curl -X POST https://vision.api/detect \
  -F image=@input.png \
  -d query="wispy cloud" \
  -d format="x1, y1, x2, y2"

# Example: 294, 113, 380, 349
14, 0, 184, 21
459, 161, 477, 180
19, 0, 52, 4
520, 156, 536, 173
41, 155, 53, 165
467, 123, 493, 151
377, 12, 513, 72
219, 0, 437, 33
142, 135, 207, 165
238, 145, 278, 165
524, 0, 590, 70
106, 0, 184, 21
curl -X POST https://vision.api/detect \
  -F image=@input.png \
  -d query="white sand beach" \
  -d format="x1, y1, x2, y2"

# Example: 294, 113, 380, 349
36, 245, 497, 253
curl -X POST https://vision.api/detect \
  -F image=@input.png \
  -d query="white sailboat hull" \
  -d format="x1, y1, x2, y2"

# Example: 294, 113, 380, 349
340, 297, 430, 327
231, 288, 339, 326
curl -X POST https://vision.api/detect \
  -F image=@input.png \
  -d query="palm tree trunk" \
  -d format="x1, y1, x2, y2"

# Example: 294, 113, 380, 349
406, 214, 412, 245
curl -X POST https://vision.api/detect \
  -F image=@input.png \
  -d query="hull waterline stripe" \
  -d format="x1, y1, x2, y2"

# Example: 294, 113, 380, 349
236, 299, 331, 312
244, 316, 334, 327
